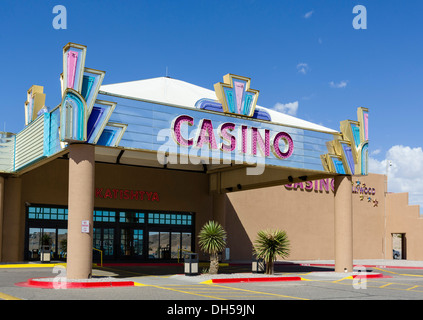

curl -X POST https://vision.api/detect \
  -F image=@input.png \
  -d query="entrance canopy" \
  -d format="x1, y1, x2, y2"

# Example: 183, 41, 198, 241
0, 43, 369, 192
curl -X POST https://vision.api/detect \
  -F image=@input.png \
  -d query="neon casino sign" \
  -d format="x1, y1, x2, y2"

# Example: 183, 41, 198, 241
171, 115, 294, 160
169, 74, 294, 161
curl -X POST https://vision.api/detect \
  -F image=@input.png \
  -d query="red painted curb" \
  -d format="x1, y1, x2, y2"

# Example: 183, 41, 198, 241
15, 278, 135, 289
299, 263, 423, 270
370, 265, 423, 270
210, 276, 302, 284
299, 263, 334, 267
352, 273, 392, 279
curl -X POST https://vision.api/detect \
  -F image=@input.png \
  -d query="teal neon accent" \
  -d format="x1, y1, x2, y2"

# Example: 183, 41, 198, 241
81, 75, 95, 101
61, 91, 86, 142
333, 158, 346, 174
76, 96, 84, 140
351, 124, 361, 148
43, 113, 51, 157
12, 133, 16, 171
243, 94, 253, 116
49, 108, 61, 155
225, 90, 235, 113
65, 92, 84, 141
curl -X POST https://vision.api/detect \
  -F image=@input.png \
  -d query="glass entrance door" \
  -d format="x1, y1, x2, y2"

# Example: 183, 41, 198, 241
28, 228, 42, 260
26, 205, 194, 262
27, 228, 59, 261
148, 231, 171, 259
57, 229, 68, 260
148, 231, 170, 259
93, 227, 115, 261
119, 228, 144, 260
148, 231, 192, 260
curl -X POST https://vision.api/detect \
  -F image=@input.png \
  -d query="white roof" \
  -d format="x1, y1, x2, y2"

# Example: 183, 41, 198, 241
100, 77, 337, 133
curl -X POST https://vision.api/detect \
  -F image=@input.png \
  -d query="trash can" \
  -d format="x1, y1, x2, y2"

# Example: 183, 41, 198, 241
184, 253, 199, 276
32, 249, 39, 260
40, 245, 51, 263
252, 258, 265, 274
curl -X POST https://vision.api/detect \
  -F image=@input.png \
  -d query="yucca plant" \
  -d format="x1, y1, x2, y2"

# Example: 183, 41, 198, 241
198, 221, 227, 274
253, 229, 290, 275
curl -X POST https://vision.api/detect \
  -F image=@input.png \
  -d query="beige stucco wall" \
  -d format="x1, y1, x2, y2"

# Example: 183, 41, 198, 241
350, 174, 386, 260
386, 193, 423, 260
225, 179, 336, 260
225, 173, 414, 261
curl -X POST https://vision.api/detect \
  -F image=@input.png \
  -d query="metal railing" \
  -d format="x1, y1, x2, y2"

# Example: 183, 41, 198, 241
93, 247, 103, 267
177, 248, 194, 263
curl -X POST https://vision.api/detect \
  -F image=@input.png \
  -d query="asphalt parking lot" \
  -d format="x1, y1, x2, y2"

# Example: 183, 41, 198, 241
1, 260, 423, 306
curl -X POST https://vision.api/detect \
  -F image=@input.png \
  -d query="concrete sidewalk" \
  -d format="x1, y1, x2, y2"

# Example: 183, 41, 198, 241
287, 259, 423, 269
3, 258, 423, 289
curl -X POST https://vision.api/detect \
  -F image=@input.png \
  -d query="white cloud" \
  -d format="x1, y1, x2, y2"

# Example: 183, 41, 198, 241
329, 80, 348, 88
369, 145, 423, 213
370, 148, 381, 156
273, 101, 298, 116
304, 11, 313, 19
296, 63, 309, 74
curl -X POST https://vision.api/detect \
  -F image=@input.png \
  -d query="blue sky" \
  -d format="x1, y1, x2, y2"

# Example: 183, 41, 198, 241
0, 0, 422, 210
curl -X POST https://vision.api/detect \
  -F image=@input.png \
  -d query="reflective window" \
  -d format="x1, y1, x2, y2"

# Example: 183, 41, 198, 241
160, 232, 170, 259
58, 229, 67, 259
94, 228, 115, 258
133, 229, 143, 256
103, 228, 114, 256
28, 206, 68, 220
94, 210, 116, 222
119, 212, 144, 224
148, 213, 192, 225
28, 206, 191, 226
170, 232, 181, 259
181, 232, 192, 258
148, 231, 159, 259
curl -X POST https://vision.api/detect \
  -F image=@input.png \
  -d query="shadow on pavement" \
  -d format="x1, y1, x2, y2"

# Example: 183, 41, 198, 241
93, 262, 338, 278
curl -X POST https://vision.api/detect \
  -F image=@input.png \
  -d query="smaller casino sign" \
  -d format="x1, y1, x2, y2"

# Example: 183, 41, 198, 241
285, 178, 376, 196
95, 188, 160, 202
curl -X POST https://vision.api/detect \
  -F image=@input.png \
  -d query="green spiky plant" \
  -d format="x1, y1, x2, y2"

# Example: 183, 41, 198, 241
253, 229, 290, 275
198, 221, 227, 274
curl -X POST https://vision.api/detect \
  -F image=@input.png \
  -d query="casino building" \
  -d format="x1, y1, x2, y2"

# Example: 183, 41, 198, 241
0, 43, 421, 279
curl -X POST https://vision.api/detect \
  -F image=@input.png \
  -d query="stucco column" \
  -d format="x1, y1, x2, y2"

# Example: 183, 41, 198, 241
1, 177, 22, 262
66, 144, 95, 279
334, 175, 353, 273
0, 176, 4, 261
